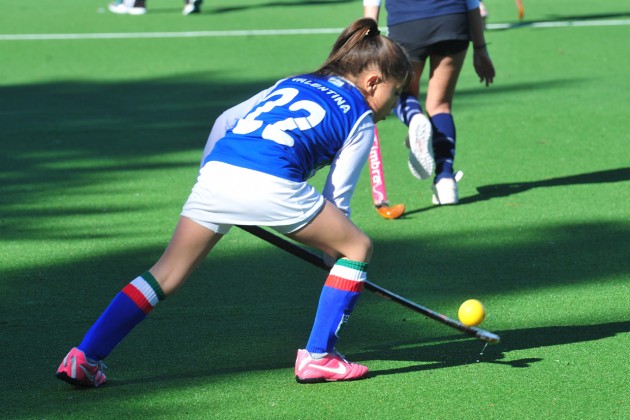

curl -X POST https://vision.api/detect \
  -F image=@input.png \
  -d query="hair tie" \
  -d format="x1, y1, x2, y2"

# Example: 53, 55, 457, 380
365, 27, 380, 37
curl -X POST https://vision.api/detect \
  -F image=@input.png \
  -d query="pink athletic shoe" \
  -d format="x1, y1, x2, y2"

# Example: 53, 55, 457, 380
56, 347, 107, 387
295, 349, 368, 383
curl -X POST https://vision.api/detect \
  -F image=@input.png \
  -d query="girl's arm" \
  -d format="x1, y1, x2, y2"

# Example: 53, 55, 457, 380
363, 0, 381, 21
322, 112, 375, 217
468, 7, 495, 86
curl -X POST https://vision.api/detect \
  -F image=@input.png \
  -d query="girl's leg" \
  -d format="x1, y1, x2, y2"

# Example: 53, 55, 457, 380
289, 201, 371, 353
67, 217, 221, 363
289, 201, 371, 381
425, 50, 467, 181
394, 60, 426, 126
79, 217, 221, 360
149, 216, 223, 295
288, 200, 371, 263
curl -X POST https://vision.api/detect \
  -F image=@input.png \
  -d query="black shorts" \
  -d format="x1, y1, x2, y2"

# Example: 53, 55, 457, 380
388, 13, 470, 61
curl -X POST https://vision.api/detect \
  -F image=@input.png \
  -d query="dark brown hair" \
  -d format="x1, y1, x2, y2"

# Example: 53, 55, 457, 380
315, 18, 413, 90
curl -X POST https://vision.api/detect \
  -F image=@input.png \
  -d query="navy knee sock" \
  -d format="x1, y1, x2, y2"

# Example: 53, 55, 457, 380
430, 113, 456, 181
395, 93, 423, 126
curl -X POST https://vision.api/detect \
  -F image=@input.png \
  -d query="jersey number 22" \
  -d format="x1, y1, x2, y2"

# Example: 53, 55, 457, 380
232, 87, 325, 146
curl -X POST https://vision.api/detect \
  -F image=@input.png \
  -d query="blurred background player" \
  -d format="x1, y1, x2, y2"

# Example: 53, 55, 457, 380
55, 18, 413, 386
108, 0, 202, 15
363, 0, 495, 205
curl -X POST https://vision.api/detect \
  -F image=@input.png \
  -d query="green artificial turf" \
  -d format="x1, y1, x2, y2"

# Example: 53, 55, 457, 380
1, 0, 629, 418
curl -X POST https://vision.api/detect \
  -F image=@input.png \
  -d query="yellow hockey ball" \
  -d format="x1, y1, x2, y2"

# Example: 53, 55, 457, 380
458, 299, 486, 326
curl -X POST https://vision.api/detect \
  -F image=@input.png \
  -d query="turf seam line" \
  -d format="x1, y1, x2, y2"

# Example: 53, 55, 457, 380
2, 19, 630, 41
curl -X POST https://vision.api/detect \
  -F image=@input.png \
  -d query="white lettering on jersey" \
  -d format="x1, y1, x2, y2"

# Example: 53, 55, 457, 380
291, 77, 351, 114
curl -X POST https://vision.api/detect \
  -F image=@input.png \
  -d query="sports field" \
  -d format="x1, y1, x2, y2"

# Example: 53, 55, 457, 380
1, 0, 629, 418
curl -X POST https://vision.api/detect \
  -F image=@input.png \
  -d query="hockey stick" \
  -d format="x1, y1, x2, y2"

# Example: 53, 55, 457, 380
238, 225, 501, 344
369, 127, 405, 219
515, 0, 525, 20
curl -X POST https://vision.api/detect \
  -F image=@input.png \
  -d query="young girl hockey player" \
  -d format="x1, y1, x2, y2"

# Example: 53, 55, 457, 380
56, 18, 413, 386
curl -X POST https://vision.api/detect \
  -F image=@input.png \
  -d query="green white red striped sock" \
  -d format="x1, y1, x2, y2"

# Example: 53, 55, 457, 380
122, 271, 165, 313
78, 271, 165, 360
305, 259, 368, 354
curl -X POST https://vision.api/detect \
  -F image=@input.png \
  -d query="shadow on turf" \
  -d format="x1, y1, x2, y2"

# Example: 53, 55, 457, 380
462, 167, 630, 204
362, 320, 630, 378
95, 321, 630, 387
547, 12, 630, 21
394, 167, 630, 216
489, 11, 630, 29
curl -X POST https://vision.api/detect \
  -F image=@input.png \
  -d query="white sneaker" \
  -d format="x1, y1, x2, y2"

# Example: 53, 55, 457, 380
108, 1, 146, 15
432, 171, 463, 205
183, 0, 202, 15
407, 114, 434, 180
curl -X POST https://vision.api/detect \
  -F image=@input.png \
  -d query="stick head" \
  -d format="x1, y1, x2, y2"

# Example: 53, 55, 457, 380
375, 203, 405, 219
473, 328, 501, 344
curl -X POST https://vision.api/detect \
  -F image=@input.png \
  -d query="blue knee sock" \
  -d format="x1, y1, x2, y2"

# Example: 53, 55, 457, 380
395, 93, 423, 126
305, 259, 367, 355
430, 113, 456, 181
78, 272, 165, 361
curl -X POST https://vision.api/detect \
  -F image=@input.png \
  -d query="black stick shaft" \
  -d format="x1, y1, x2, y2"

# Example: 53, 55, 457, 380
238, 225, 500, 344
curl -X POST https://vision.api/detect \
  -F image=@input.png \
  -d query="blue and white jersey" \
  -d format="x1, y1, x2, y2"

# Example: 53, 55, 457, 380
205, 74, 373, 183
201, 74, 375, 216
364, 0, 479, 27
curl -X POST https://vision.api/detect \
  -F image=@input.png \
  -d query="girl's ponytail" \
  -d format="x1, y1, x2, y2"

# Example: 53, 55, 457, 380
315, 18, 412, 89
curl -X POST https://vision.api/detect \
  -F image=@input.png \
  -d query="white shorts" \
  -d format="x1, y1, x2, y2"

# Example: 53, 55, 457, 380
181, 161, 325, 234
